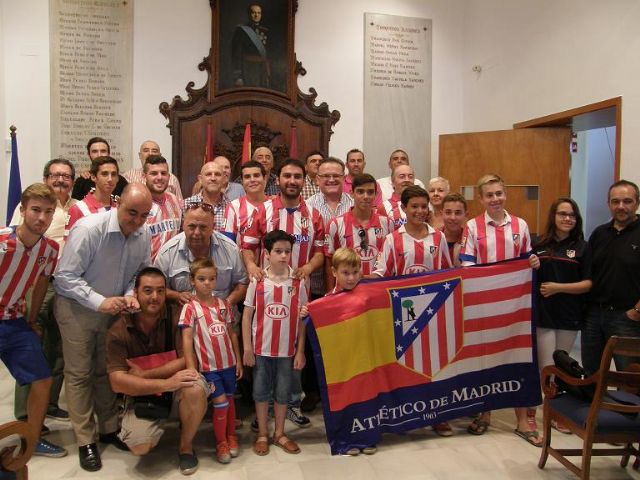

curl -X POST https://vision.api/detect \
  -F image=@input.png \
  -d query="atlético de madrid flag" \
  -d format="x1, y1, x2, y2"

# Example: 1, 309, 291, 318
306, 259, 540, 455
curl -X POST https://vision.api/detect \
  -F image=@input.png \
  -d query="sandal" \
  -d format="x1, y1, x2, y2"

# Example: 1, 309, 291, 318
467, 418, 490, 435
514, 429, 543, 447
272, 434, 300, 454
253, 436, 269, 456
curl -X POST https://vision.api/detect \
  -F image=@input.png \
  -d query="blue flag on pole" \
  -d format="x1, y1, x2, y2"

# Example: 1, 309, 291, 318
6, 127, 21, 226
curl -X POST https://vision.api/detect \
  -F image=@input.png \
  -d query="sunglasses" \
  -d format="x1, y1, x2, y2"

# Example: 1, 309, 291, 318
184, 200, 214, 212
358, 228, 367, 251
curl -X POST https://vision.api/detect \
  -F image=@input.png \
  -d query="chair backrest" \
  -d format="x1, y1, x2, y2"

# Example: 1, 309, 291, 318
591, 336, 640, 416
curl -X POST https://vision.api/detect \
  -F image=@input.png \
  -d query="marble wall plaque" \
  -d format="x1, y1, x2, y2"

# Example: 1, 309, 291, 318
50, 0, 133, 172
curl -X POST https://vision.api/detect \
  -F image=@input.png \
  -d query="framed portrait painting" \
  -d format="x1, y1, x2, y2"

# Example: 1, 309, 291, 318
213, 0, 295, 98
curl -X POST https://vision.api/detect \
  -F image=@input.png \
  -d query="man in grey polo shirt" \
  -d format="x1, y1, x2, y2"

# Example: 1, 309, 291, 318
154, 202, 248, 308
55, 184, 152, 472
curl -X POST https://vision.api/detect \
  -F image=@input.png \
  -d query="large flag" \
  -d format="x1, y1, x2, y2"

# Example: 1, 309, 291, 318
6, 126, 21, 226
306, 259, 540, 455
240, 123, 251, 164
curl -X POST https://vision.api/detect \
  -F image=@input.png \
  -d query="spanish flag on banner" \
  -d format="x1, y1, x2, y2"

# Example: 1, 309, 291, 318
306, 259, 541, 455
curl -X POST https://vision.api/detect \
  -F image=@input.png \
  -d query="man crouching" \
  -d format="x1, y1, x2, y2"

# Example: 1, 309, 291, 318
106, 267, 208, 475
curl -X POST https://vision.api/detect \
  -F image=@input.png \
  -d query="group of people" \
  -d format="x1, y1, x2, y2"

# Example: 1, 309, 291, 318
2, 135, 639, 474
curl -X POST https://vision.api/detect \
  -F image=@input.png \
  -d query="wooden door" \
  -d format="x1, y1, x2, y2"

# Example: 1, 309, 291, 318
439, 128, 571, 238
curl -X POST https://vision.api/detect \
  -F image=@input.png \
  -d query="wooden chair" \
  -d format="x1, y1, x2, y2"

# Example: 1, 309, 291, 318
0, 421, 36, 480
538, 336, 640, 479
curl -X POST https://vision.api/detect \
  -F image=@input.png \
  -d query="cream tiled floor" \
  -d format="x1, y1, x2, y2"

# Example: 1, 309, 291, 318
1, 365, 639, 479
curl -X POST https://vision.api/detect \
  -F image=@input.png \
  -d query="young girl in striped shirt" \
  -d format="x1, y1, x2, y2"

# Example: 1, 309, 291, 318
180, 258, 243, 464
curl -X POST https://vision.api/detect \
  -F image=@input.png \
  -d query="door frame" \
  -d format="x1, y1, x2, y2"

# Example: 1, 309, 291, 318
512, 96, 621, 181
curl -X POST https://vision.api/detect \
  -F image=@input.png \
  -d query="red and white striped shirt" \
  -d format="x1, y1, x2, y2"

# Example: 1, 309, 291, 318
147, 192, 182, 262
373, 224, 451, 277
244, 273, 307, 357
0, 227, 59, 320
459, 211, 531, 266
241, 196, 325, 269
325, 209, 395, 275
379, 193, 406, 230
223, 196, 262, 244
65, 192, 118, 238
178, 297, 235, 372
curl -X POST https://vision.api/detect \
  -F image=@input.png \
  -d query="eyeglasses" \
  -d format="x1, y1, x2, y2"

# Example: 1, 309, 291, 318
358, 228, 367, 251
184, 200, 214, 213
47, 173, 73, 180
317, 174, 344, 180
556, 212, 576, 220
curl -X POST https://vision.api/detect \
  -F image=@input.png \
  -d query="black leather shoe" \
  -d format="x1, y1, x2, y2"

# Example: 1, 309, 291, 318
99, 431, 129, 451
79, 443, 102, 472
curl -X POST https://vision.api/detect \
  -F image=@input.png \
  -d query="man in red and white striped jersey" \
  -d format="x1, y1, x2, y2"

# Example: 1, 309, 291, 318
458, 173, 541, 444
123, 140, 183, 201
325, 174, 394, 288
65, 156, 119, 238
241, 158, 325, 282
374, 185, 451, 277
379, 164, 416, 230
222, 160, 267, 243
0, 183, 67, 457
144, 155, 182, 261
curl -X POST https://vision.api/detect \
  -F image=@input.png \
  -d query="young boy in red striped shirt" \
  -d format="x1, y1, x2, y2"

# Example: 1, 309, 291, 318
242, 229, 308, 456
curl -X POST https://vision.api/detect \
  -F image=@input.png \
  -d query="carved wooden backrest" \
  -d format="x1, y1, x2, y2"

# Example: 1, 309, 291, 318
160, 1, 339, 195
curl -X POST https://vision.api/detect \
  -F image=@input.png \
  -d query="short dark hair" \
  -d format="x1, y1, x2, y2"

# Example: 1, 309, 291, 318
86, 137, 110, 155
305, 150, 324, 163
241, 160, 266, 177
90, 156, 119, 176
43, 158, 75, 180
401, 185, 429, 207
346, 148, 365, 162
277, 158, 306, 178
352, 173, 377, 191
443, 192, 467, 211
318, 157, 345, 173
608, 179, 640, 202
264, 229, 294, 252
143, 155, 168, 173
134, 267, 166, 288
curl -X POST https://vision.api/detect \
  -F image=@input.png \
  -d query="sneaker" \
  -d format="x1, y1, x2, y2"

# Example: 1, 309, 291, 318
343, 447, 360, 456
46, 407, 70, 421
216, 442, 231, 464
433, 422, 454, 437
286, 407, 311, 428
228, 435, 239, 458
179, 452, 198, 475
34, 438, 67, 458
362, 445, 377, 455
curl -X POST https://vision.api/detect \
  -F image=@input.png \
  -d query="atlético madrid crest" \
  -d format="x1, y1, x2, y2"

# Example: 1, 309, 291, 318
389, 277, 463, 379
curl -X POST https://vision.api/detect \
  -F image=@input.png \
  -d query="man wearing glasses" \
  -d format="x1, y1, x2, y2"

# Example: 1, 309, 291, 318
154, 201, 248, 309
9, 159, 77, 431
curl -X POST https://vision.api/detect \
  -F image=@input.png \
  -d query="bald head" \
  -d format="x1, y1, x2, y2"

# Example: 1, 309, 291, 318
118, 184, 153, 236
139, 140, 161, 165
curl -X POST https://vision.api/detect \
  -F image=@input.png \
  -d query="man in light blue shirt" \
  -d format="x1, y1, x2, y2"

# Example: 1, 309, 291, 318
154, 203, 248, 307
54, 184, 152, 472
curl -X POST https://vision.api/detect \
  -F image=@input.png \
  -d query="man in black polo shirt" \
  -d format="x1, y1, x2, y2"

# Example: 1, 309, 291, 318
106, 267, 208, 475
582, 179, 640, 375
72, 137, 128, 200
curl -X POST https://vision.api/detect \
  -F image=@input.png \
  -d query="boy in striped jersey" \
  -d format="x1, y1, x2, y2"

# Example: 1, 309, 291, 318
143, 155, 182, 261
180, 258, 243, 464
459, 174, 541, 446
325, 174, 394, 289
65, 156, 119, 237
242, 230, 308, 456
374, 185, 451, 277
0, 183, 67, 457
222, 160, 267, 243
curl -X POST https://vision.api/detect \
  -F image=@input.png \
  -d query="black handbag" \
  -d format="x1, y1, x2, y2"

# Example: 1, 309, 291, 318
552, 349, 595, 401
132, 316, 175, 420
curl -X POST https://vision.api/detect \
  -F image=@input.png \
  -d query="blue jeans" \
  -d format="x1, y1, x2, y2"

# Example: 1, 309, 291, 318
253, 356, 293, 405
581, 306, 640, 375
